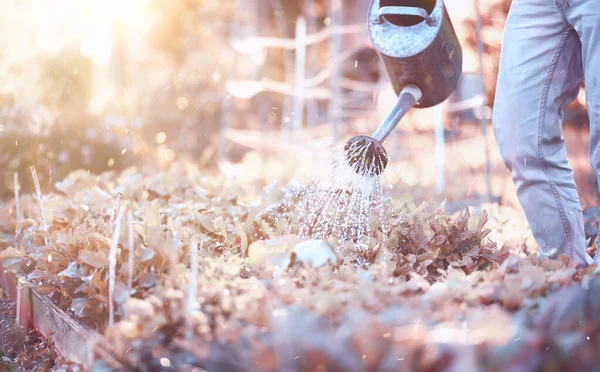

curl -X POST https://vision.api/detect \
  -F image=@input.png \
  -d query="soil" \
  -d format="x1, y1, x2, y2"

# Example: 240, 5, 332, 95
0, 289, 80, 372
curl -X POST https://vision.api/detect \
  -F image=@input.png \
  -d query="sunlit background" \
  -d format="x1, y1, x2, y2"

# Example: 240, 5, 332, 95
0, 0, 595, 205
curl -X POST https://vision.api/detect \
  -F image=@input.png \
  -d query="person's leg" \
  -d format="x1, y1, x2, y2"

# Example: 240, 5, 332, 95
564, 0, 600, 264
493, 0, 592, 265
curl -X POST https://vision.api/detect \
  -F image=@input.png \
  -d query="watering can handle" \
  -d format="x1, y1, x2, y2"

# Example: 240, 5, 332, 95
378, 6, 436, 26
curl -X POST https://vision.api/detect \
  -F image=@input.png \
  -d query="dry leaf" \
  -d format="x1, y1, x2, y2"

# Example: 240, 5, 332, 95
79, 249, 109, 269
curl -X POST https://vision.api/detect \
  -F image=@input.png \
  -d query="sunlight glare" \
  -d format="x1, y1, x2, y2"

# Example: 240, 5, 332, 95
100, 0, 145, 21
30, 0, 146, 64
80, 27, 113, 65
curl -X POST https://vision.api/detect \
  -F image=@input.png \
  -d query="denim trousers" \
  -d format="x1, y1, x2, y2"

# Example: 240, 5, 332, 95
493, 0, 600, 267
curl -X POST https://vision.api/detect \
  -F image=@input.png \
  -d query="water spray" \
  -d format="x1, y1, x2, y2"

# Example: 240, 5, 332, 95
344, 0, 462, 176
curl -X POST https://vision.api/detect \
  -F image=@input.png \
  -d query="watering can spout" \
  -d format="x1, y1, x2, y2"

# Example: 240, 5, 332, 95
343, 85, 421, 177
371, 85, 421, 143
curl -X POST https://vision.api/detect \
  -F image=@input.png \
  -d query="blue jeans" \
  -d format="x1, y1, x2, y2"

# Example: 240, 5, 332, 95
493, 0, 600, 266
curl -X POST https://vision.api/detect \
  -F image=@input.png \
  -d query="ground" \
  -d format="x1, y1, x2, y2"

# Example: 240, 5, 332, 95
0, 291, 56, 371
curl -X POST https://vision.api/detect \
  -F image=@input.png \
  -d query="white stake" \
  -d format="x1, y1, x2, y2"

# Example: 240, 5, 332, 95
434, 102, 446, 193
186, 235, 202, 341
15, 281, 22, 325
305, 0, 319, 129
110, 192, 122, 227
14, 172, 21, 238
328, 0, 344, 143
109, 208, 124, 327
30, 166, 48, 245
127, 207, 134, 292
168, 240, 178, 292
474, 0, 493, 200
292, 16, 307, 144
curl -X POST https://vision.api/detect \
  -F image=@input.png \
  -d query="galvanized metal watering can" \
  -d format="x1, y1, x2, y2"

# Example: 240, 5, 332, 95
344, 0, 462, 176
369, 0, 462, 107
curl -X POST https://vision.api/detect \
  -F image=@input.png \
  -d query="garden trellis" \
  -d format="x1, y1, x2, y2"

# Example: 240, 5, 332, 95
221, 0, 374, 151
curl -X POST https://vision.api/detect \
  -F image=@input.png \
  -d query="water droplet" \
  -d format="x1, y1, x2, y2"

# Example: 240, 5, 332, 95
156, 132, 167, 144
176, 97, 189, 110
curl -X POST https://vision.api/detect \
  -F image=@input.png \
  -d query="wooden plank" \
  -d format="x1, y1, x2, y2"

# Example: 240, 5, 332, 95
0, 269, 31, 328
31, 290, 99, 366
0, 264, 106, 368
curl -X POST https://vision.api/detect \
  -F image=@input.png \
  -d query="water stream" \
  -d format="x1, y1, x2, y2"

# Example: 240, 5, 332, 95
272, 144, 392, 248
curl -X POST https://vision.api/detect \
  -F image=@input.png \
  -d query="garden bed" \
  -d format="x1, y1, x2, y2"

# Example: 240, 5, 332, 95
1, 163, 600, 371
0, 260, 105, 369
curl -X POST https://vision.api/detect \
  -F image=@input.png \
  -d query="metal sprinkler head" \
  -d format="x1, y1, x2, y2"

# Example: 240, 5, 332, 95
344, 135, 389, 176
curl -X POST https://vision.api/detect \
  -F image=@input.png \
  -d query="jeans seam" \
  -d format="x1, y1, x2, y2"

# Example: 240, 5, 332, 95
556, 1, 573, 27
596, 225, 600, 262
538, 28, 573, 258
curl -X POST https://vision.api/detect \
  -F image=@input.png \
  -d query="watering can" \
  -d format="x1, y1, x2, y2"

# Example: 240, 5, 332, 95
344, 0, 462, 176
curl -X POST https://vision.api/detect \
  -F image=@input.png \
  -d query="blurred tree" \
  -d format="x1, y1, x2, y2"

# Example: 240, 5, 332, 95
0, 102, 136, 197
37, 48, 94, 127
0, 3, 137, 194
140, 0, 234, 165
0, 0, 380, 192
